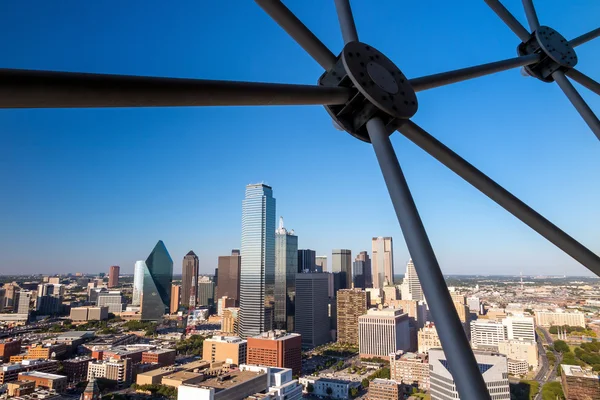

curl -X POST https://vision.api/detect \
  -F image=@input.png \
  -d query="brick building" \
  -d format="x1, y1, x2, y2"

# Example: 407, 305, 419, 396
0, 360, 59, 384
62, 356, 92, 384
246, 331, 301, 375
141, 349, 176, 366
368, 379, 405, 400
0, 339, 22, 362
561, 364, 600, 399
18, 371, 67, 392
202, 336, 247, 366
26, 343, 68, 360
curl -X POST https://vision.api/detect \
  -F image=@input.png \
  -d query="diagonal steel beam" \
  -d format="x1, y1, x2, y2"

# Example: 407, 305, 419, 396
566, 69, 600, 96
569, 27, 600, 48
484, 0, 531, 42
254, 0, 337, 70
395, 119, 600, 276
0, 68, 354, 108
333, 0, 359, 44
409, 54, 541, 92
552, 71, 600, 141
366, 117, 491, 400
521, 0, 540, 32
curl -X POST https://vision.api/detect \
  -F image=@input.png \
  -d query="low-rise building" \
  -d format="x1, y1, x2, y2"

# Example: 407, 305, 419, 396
535, 311, 586, 328
141, 349, 176, 366
87, 358, 131, 386
17, 371, 67, 392
62, 356, 92, 384
161, 371, 204, 388
247, 331, 302, 376
299, 377, 355, 400
70, 306, 108, 321
497, 340, 538, 370
26, 343, 68, 360
0, 339, 22, 362
136, 366, 180, 386
368, 378, 405, 400
561, 364, 600, 399
389, 352, 430, 390
507, 358, 528, 376
202, 336, 247, 366
0, 360, 59, 384
7, 380, 35, 397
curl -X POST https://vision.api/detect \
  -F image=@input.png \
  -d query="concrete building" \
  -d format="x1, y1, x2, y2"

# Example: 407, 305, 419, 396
202, 336, 247, 366
87, 358, 131, 386
0, 339, 22, 362
69, 306, 108, 321
197, 277, 215, 308
336, 289, 370, 345
247, 331, 301, 376
372, 237, 394, 289
332, 249, 352, 290
14, 290, 31, 315
182, 251, 199, 307
222, 308, 239, 335
132, 260, 145, 306
217, 250, 241, 304
535, 311, 586, 327
35, 284, 63, 315
315, 256, 327, 273
383, 286, 398, 303
26, 343, 67, 360
389, 352, 430, 390
561, 364, 600, 400
17, 371, 67, 392
497, 340, 538, 370
507, 358, 529, 376
359, 309, 410, 358
299, 377, 355, 400
399, 259, 423, 301
162, 371, 204, 388
418, 322, 441, 354
470, 320, 507, 349
466, 296, 481, 315
503, 316, 535, 342
429, 348, 510, 400
136, 366, 179, 386
294, 272, 330, 348
368, 378, 405, 400
97, 291, 125, 314
141, 349, 176, 366
274, 217, 298, 331
7, 380, 35, 397
108, 266, 120, 288
170, 284, 180, 314
0, 360, 59, 384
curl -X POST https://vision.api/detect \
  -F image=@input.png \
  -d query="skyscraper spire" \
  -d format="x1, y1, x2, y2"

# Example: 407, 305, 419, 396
279, 216, 284, 230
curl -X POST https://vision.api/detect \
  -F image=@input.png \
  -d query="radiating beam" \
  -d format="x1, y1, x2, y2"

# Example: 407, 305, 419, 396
395, 119, 600, 276
0, 68, 354, 108
521, 0, 540, 32
409, 54, 541, 92
566, 69, 600, 96
254, 0, 337, 70
552, 71, 600, 141
569, 27, 600, 48
484, 0, 531, 42
334, 0, 359, 44
366, 117, 492, 400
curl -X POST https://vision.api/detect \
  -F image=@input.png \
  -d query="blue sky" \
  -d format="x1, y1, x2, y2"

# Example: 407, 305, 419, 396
1, 1, 599, 276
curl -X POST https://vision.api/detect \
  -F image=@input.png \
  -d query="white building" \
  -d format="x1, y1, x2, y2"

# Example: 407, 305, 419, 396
418, 322, 440, 354
359, 309, 410, 358
535, 311, 585, 327
132, 261, 145, 306
399, 259, 423, 301
299, 377, 355, 400
467, 296, 481, 315
470, 320, 507, 349
502, 316, 535, 342
497, 340, 538, 369
507, 358, 528, 376
429, 348, 510, 400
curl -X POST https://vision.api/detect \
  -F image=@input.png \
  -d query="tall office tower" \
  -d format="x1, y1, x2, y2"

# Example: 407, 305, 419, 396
217, 250, 241, 303
197, 276, 215, 307
132, 261, 145, 306
355, 251, 372, 288
170, 284, 180, 314
295, 272, 330, 348
358, 309, 410, 358
332, 249, 352, 289
14, 290, 31, 315
140, 240, 173, 321
352, 260, 365, 289
36, 284, 64, 315
3, 282, 19, 309
274, 217, 298, 331
239, 183, 276, 338
315, 256, 327, 273
372, 237, 394, 288
108, 266, 120, 288
429, 348, 510, 400
181, 251, 199, 307
470, 320, 507, 349
337, 289, 370, 345
297, 249, 316, 273
400, 259, 423, 301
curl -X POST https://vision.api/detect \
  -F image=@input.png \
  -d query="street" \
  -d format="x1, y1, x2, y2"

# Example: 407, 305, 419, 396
533, 327, 561, 400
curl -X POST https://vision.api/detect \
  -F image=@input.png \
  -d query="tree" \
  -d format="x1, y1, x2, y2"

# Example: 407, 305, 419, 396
361, 378, 369, 388
541, 382, 564, 400
554, 340, 570, 353
349, 387, 359, 398
307, 383, 314, 393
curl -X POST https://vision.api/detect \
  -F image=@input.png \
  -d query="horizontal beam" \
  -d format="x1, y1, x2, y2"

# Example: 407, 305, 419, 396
409, 54, 541, 92
566, 69, 600, 96
569, 27, 600, 48
484, 0, 531, 42
0, 68, 354, 108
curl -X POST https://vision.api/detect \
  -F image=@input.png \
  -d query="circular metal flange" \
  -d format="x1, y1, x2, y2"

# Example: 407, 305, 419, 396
535, 26, 577, 68
341, 41, 418, 119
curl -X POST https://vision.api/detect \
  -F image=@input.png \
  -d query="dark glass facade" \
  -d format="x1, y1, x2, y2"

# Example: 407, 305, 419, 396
141, 240, 173, 321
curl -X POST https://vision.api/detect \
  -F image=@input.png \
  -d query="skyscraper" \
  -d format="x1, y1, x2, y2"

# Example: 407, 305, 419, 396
297, 249, 316, 273
170, 284, 180, 314
352, 260, 365, 289
274, 217, 298, 331
372, 237, 394, 288
108, 266, 120, 288
356, 251, 372, 288
181, 251, 199, 307
36, 284, 64, 315
295, 272, 330, 348
239, 183, 276, 338
14, 290, 31, 315
332, 249, 352, 289
316, 256, 328, 273
132, 261, 145, 306
337, 289, 370, 345
217, 250, 241, 303
140, 240, 173, 321
197, 276, 215, 308
400, 259, 424, 301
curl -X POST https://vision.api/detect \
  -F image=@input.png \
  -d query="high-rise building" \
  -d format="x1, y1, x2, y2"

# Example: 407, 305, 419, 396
359, 309, 410, 358
295, 273, 330, 348
197, 277, 215, 308
13, 291, 31, 315
418, 322, 441, 354
336, 289, 370, 345
108, 266, 120, 288
315, 256, 327, 273
399, 259, 423, 301
97, 291, 125, 314
217, 250, 241, 304
170, 285, 180, 314
466, 296, 481, 315
502, 316, 535, 342
140, 240, 173, 321
246, 330, 302, 376
202, 336, 247, 366
470, 320, 507, 349
352, 260, 366, 289
132, 261, 145, 306
390, 352, 430, 390
274, 217, 298, 331
239, 184, 276, 338
36, 284, 63, 315
355, 251, 372, 288
297, 249, 316, 273
182, 251, 199, 307
222, 308, 239, 335
332, 250, 352, 289
429, 348, 510, 400
372, 237, 394, 288
3, 283, 20, 310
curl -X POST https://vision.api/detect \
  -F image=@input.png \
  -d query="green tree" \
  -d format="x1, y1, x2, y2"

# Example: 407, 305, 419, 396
554, 340, 570, 353
541, 382, 564, 400
349, 387, 359, 398
361, 378, 369, 388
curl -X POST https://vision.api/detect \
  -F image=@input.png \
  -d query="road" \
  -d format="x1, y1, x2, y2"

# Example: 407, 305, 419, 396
533, 327, 561, 400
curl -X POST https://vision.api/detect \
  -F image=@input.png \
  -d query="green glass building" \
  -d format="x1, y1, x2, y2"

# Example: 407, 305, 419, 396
141, 240, 173, 321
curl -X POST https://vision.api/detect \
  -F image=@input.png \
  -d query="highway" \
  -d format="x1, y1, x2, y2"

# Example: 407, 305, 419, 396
533, 327, 561, 400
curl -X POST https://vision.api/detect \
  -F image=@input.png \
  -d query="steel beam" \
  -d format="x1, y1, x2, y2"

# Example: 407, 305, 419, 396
0, 68, 354, 108
366, 117, 491, 400
484, 0, 531, 42
333, 0, 359, 44
395, 119, 600, 275
566, 69, 600, 96
569, 27, 600, 48
409, 54, 541, 92
521, 0, 540, 32
254, 0, 337, 70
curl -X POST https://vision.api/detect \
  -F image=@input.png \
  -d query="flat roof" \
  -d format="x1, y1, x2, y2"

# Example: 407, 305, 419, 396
18, 371, 66, 380
179, 360, 210, 371
144, 348, 176, 354
163, 371, 203, 382
205, 336, 246, 344
562, 364, 600, 378
194, 370, 264, 392
56, 331, 95, 339
138, 367, 180, 377
251, 331, 300, 341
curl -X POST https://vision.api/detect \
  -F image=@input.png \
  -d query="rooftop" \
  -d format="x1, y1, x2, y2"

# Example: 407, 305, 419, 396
143, 348, 176, 355
205, 336, 246, 344
163, 371, 203, 382
55, 331, 95, 339
371, 378, 400, 386
138, 367, 181, 377
562, 364, 600, 378
18, 371, 66, 380
251, 330, 300, 341
362, 308, 406, 317
189, 369, 265, 392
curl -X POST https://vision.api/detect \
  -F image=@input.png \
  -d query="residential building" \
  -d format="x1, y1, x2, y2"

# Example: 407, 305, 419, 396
294, 272, 330, 348
36, 284, 63, 315
470, 320, 507, 349
222, 308, 239, 334
298, 249, 316, 273
202, 336, 247, 366
69, 306, 108, 321
246, 330, 301, 375
197, 277, 215, 308
62, 357, 91, 384
141, 240, 173, 321
0, 360, 59, 384
182, 251, 199, 307
87, 358, 132, 386
274, 216, 298, 331
337, 289, 370, 345
358, 309, 410, 358
355, 251, 372, 288
0, 339, 22, 362
141, 349, 176, 366
239, 183, 276, 338
418, 322, 441, 354
372, 237, 394, 288
108, 266, 120, 288
97, 291, 125, 314
561, 364, 600, 400
217, 250, 241, 303
535, 311, 586, 327
399, 259, 423, 301
170, 284, 180, 314
389, 352, 430, 390
497, 340, 538, 369
17, 371, 67, 392
429, 348, 510, 400
315, 256, 327, 273
332, 249, 352, 289
132, 260, 145, 306
14, 290, 31, 315
368, 378, 405, 400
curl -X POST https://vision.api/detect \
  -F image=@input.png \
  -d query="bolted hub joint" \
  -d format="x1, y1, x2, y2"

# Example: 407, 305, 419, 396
319, 42, 418, 143
518, 26, 578, 82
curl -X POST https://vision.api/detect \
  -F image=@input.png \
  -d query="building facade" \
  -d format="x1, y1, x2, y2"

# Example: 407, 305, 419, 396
140, 240, 173, 321
336, 289, 370, 345
246, 331, 301, 376
497, 340, 538, 369
170, 284, 180, 314
108, 266, 120, 288
535, 311, 586, 327
202, 336, 247, 366
470, 320, 507, 349
132, 261, 145, 306
368, 378, 404, 400
217, 250, 241, 303
332, 249, 352, 290
35, 284, 63, 315
294, 273, 330, 348
399, 259, 423, 301
298, 249, 316, 273
502, 316, 535, 342
274, 217, 298, 331
372, 237, 394, 288
181, 251, 199, 307
315, 256, 327, 273
358, 309, 410, 358
418, 322, 441, 354
390, 352, 430, 390
97, 291, 125, 314
14, 290, 31, 315
197, 277, 215, 308
561, 364, 600, 400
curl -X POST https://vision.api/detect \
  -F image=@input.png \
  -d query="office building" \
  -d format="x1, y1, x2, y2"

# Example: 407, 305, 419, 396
0, 360, 59, 384
87, 358, 132, 386
18, 371, 67, 392
470, 320, 507, 349
497, 340, 538, 369
202, 336, 247, 366
26, 343, 68, 360
182, 251, 199, 307
70, 306, 108, 321
467, 296, 482, 315
35, 284, 63, 315
337, 289, 370, 345
274, 216, 298, 331
0, 339, 21, 362
390, 352, 430, 390
7, 380, 35, 397
358, 309, 410, 358
62, 357, 91, 384
294, 273, 330, 348
535, 311, 586, 327
132, 261, 145, 306
3, 283, 19, 310
368, 379, 405, 400
355, 251, 372, 288
372, 237, 394, 288
297, 249, 316, 273
429, 348, 510, 400
239, 184, 276, 338
217, 250, 241, 303
503, 316, 535, 342
418, 322, 441, 354
142, 349, 176, 366
332, 249, 352, 289
108, 266, 120, 288
399, 259, 423, 301
352, 260, 366, 289
246, 330, 301, 375
140, 240, 173, 321
383, 286, 399, 302
222, 308, 239, 335
197, 277, 215, 308
97, 291, 125, 314
13, 291, 31, 315
561, 364, 600, 400
315, 256, 327, 273
170, 285, 180, 314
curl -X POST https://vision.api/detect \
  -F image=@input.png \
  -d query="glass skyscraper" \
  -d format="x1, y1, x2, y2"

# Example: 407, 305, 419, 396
140, 240, 173, 321
132, 260, 145, 306
239, 183, 276, 338
274, 216, 298, 331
